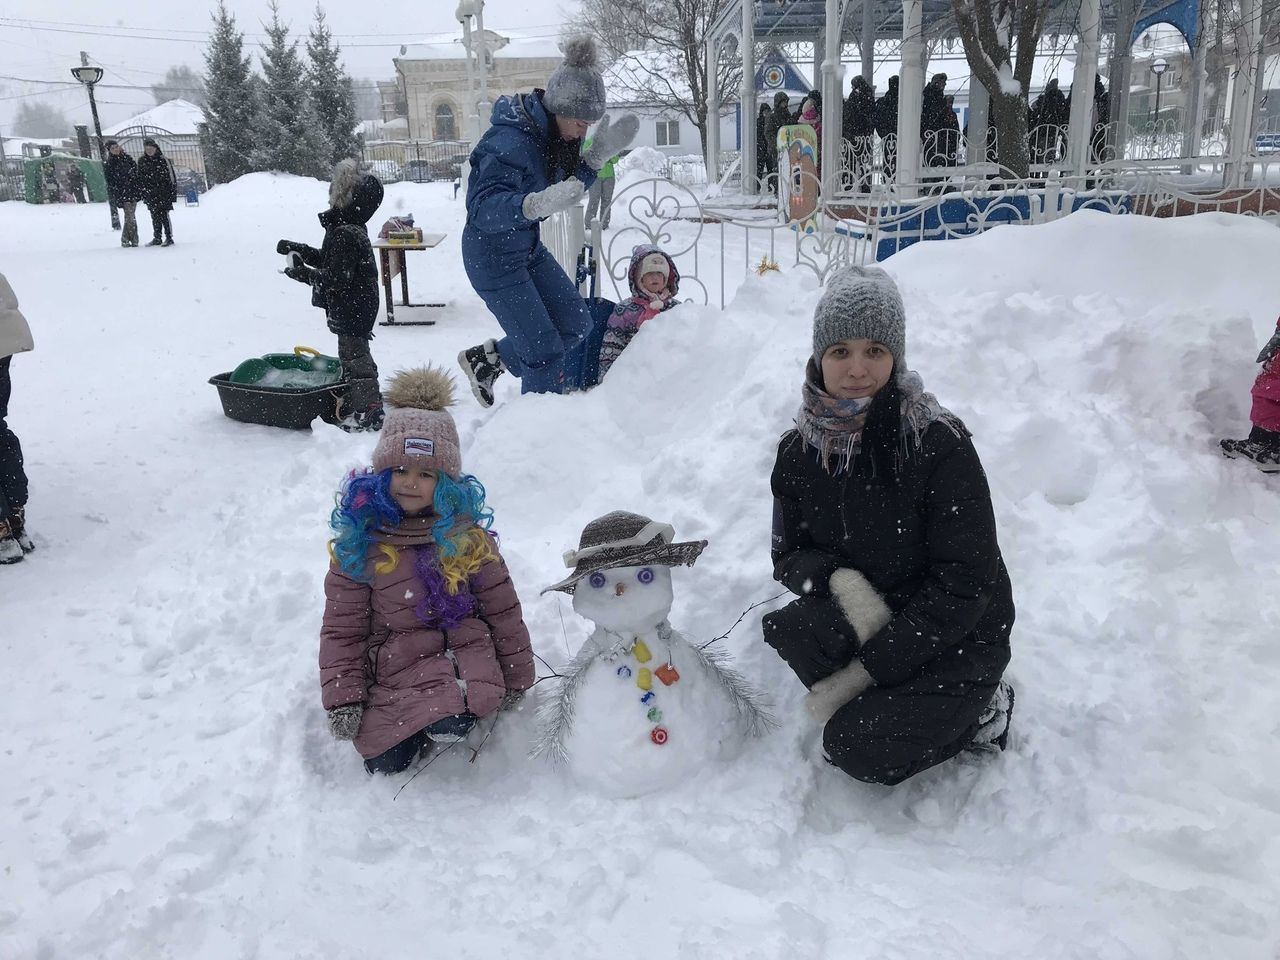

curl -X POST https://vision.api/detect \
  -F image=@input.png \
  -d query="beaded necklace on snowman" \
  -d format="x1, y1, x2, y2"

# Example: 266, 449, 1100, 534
601, 621, 681, 746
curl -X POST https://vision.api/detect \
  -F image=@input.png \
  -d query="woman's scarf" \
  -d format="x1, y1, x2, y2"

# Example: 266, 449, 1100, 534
795, 357, 962, 475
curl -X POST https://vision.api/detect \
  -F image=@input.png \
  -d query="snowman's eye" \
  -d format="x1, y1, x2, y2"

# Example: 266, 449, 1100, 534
588, 572, 607, 589
636, 567, 655, 584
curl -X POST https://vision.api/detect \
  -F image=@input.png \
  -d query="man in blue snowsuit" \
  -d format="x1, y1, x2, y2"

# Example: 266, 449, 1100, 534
457, 36, 637, 407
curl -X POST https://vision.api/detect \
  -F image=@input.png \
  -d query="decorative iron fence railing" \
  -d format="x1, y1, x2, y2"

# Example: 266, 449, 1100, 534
554, 157, 1280, 313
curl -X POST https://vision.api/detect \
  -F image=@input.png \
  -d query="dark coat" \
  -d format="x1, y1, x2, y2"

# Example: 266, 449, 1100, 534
842, 79, 876, 142
137, 148, 177, 211
758, 108, 778, 155
461, 90, 598, 291
767, 422, 1014, 688
1031, 82, 1069, 130
290, 174, 384, 339
772, 98, 795, 135
874, 79, 899, 139
920, 83, 950, 136
104, 152, 141, 205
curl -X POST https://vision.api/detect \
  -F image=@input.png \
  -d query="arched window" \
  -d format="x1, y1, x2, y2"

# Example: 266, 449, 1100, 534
434, 103, 456, 141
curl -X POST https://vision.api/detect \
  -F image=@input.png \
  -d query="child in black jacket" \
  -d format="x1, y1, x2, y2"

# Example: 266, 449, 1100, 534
282, 159, 385, 431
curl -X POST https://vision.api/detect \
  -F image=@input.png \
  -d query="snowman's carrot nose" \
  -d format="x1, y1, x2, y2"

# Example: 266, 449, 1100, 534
615, 582, 626, 596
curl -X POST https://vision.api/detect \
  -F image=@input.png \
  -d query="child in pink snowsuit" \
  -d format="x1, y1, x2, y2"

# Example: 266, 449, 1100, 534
598, 245, 680, 379
1220, 318, 1280, 472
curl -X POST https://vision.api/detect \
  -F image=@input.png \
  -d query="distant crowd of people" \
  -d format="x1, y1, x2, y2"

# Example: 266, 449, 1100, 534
755, 72, 1112, 189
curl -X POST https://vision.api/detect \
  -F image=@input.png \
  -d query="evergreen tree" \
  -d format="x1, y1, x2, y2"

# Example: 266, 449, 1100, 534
306, 6, 362, 165
202, 2, 258, 184
252, 1, 332, 178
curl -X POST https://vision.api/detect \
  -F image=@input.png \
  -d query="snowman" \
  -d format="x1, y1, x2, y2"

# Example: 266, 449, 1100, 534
535, 511, 772, 797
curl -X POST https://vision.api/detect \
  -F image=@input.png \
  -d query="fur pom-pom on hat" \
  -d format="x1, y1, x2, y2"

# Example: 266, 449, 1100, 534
384, 365, 455, 411
544, 34, 607, 123
372, 366, 463, 478
560, 35, 599, 69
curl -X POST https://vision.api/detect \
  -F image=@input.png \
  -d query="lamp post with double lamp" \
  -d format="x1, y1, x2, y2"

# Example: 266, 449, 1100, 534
70, 64, 119, 229
1149, 57, 1169, 130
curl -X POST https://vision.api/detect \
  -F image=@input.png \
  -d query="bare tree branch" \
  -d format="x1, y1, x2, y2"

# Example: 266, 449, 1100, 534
577, 0, 740, 160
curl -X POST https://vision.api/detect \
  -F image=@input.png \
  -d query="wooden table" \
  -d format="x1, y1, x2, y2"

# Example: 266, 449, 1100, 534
374, 234, 448, 325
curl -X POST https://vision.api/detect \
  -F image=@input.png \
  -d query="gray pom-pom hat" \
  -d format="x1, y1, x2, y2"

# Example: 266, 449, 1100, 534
544, 35, 607, 122
542, 511, 707, 594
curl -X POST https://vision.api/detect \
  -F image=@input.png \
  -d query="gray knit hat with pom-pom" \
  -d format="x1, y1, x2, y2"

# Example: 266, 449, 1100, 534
544, 36, 607, 122
812, 265, 907, 368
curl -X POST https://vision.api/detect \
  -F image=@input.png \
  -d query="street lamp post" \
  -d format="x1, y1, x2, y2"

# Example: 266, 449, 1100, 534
1150, 57, 1169, 130
71, 64, 118, 229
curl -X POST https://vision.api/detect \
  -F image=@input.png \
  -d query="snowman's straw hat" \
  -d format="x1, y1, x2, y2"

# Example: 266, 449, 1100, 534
541, 510, 707, 594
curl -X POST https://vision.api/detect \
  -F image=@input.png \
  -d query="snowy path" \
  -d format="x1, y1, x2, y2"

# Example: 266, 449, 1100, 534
2, 178, 1279, 959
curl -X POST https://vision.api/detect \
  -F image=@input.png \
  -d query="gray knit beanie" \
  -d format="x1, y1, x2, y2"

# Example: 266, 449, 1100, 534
544, 36, 607, 122
812, 265, 907, 368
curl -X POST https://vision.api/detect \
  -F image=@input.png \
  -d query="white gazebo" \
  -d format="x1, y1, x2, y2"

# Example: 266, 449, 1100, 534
707, 0, 1266, 197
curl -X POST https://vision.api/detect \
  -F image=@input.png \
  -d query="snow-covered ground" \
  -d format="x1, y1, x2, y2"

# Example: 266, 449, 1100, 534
2, 177, 1279, 959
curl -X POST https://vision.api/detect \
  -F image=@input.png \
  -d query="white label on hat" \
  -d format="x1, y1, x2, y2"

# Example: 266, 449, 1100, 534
404, 438, 434, 457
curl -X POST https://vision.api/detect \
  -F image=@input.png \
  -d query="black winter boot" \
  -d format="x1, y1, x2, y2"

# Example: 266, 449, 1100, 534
1220, 426, 1280, 473
457, 339, 504, 408
967, 680, 1015, 752
0, 517, 22, 564
7, 506, 34, 554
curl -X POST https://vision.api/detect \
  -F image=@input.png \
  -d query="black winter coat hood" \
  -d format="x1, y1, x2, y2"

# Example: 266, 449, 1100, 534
320, 173, 383, 230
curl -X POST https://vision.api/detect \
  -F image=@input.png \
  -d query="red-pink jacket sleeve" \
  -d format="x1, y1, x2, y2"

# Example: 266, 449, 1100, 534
471, 546, 536, 692
319, 562, 372, 709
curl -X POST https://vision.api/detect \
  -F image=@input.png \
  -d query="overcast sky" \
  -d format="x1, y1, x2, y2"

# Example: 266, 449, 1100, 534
0, 1, 579, 134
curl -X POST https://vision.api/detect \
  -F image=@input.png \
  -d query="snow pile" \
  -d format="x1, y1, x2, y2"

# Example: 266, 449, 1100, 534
616, 144, 669, 176
2, 181, 1279, 959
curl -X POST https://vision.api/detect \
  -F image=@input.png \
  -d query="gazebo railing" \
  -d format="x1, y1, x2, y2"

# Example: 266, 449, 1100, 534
561, 159, 1280, 312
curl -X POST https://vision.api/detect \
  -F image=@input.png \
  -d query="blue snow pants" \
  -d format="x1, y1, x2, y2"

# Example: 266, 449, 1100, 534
464, 240, 591, 392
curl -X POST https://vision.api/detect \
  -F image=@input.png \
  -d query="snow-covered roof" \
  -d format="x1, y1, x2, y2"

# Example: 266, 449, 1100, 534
103, 99, 205, 136
2, 136, 69, 156
399, 30, 562, 62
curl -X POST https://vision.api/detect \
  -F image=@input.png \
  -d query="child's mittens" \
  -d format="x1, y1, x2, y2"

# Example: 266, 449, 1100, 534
284, 262, 316, 285
501, 690, 527, 711
1258, 329, 1280, 365
326, 703, 364, 740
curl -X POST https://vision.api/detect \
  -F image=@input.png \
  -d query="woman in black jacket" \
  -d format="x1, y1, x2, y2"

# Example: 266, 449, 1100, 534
763, 265, 1015, 785
103, 140, 142, 247
136, 138, 177, 246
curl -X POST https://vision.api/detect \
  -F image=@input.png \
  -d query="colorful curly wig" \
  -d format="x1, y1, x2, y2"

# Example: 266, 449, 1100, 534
328, 468, 497, 629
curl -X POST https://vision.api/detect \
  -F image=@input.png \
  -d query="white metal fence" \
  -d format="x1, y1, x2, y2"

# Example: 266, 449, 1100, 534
548, 154, 1280, 312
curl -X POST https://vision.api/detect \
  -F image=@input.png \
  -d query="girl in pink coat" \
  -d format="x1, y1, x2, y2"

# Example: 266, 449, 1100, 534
1221, 318, 1280, 473
597, 246, 679, 379
320, 367, 536, 774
